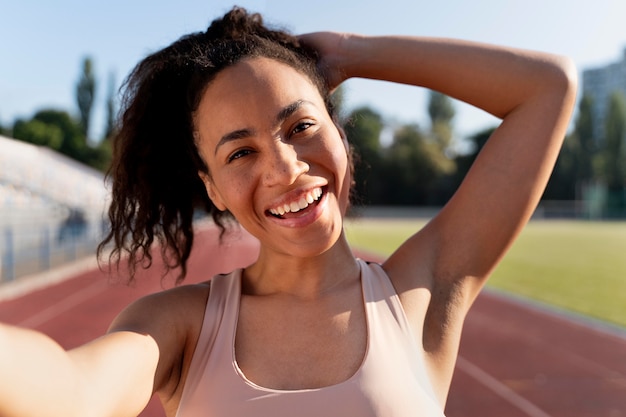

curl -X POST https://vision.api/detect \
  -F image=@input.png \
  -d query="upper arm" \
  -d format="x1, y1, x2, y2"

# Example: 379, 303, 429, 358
68, 283, 209, 417
106, 284, 209, 405
68, 330, 160, 417
384, 54, 577, 396
427, 55, 577, 297
389, 54, 577, 305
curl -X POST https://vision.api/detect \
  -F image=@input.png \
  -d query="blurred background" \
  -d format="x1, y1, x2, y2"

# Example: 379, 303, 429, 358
1, 0, 625, 287
1, 2, 625, 415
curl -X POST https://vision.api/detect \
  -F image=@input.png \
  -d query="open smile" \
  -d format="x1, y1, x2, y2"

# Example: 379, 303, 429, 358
267, 187, 324, 219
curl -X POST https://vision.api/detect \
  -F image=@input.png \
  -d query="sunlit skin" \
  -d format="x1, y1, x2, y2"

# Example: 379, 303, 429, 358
0, 27, 577, 417
192, 57, 367, 391
194, 57, 358, 297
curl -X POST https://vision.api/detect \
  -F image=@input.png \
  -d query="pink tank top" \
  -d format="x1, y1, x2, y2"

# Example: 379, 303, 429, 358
176, 259, 446, 416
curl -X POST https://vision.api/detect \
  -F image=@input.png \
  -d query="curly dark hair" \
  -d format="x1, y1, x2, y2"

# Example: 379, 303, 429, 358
97, 7, 339, 283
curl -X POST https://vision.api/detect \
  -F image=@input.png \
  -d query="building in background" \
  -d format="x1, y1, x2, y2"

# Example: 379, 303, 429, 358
0, 135, 110, 281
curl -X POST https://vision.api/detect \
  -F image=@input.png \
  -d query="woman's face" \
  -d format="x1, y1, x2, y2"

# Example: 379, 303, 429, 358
194, 57, 351, 257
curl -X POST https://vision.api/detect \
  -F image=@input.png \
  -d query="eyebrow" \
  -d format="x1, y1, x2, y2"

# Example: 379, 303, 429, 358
214, 100, 311, 156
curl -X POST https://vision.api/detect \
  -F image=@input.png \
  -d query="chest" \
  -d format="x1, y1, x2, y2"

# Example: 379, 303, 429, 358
234, 292, 367, 390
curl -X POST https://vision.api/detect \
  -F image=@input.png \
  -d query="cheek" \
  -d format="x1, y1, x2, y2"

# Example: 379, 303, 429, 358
330, 144, 351, 210
339, 161, 352, 211
214, 170, 256, 211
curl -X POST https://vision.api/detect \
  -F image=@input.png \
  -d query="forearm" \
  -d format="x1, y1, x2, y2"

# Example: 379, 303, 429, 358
337, 34, 576, 119
0, 323, 87, 417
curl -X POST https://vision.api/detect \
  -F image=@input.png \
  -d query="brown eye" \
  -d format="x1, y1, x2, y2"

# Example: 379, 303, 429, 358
228, 148, 253, 162
291, 121, 314, 136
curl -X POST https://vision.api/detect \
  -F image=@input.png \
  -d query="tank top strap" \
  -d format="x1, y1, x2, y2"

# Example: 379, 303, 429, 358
358, 259, 420, 341
358, 259, 440, 404
176, 269, 243, 416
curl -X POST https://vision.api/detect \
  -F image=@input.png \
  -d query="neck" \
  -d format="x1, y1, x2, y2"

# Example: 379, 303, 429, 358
242, 232, 359, 300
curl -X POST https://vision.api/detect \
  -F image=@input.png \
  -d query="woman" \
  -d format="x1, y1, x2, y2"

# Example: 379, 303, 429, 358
0, 7, 576, 417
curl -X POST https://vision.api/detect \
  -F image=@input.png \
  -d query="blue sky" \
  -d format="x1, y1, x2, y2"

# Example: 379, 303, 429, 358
2, 0, 626, 142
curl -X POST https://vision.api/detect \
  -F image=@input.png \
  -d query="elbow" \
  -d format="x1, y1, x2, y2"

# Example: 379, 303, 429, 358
551, 55, 579, 107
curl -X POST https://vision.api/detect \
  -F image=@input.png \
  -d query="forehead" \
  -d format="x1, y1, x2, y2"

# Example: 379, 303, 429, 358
195, 57, 324, 129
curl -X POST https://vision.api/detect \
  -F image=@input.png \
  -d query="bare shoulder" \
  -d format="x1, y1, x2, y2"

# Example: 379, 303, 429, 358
109, 281, 211, 400
110, 281, 211, 334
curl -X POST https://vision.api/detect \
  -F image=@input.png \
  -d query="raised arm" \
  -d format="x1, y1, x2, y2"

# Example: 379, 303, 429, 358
305, 32, 576, 292
302, 32, 577, 400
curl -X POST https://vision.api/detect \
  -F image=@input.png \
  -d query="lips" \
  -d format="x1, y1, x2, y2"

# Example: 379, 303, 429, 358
268, 187, 323, 218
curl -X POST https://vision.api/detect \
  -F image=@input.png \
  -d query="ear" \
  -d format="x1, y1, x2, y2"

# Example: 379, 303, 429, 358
198, 172, 227, 212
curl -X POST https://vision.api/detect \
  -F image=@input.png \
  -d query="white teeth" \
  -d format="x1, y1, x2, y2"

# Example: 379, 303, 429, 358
269, 188, 323, 216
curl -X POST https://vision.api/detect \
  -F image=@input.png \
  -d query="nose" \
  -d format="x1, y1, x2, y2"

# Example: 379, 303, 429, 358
261, 141, 309, 186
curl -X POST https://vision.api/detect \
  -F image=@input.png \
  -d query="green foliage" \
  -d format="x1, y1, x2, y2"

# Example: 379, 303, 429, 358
0, 117, 9, 136
544, 133, 578, 200
31, 109, 85, 159
7, 55, 113, 172
544, 96, 596, 200
12, 118, 63, 149
572, 94, 596, 182
76, 57, 96, 138
428, 90, 455, 125
385, 124, 454, 205
427, 90, 455, 151
103, 71, 117, 141
10, 108, 111, 172
599, 91, 626, 188
344, 106, 385, 204
344, 98, 457, 206
82, 139, 113, 172
345, 106, 384, 157
548, 92, 626, 215
5, 54, 622, 206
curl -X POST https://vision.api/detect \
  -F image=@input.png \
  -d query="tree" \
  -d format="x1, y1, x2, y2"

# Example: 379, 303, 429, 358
343, 106, 385, 204
103, 71, 117, 141
544, 95, 596, 201
569, 94, 596, 187
386, 123, 453, 205
30, 109, 85, 159
427, 90, 455, 153
76, 57, 96, 139
593, 91, 626, 216
0, 115, 7, 136
542, 132, 579, 200
599, 91, 626, 188
12, 118, 64, 149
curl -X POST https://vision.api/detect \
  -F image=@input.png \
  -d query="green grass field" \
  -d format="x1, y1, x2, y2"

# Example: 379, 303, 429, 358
344, 218, 626, 328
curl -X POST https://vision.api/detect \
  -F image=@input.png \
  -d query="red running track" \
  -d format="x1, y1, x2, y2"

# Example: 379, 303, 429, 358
1, 226, 625, 416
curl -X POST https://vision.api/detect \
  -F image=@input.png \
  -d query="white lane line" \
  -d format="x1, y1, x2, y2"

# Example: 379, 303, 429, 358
0, 256, 100, 303
456, 355, 553, 417
17, 280, 107, 328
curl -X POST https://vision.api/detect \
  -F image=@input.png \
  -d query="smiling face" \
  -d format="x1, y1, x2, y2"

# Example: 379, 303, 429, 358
193, 57, 351, 258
